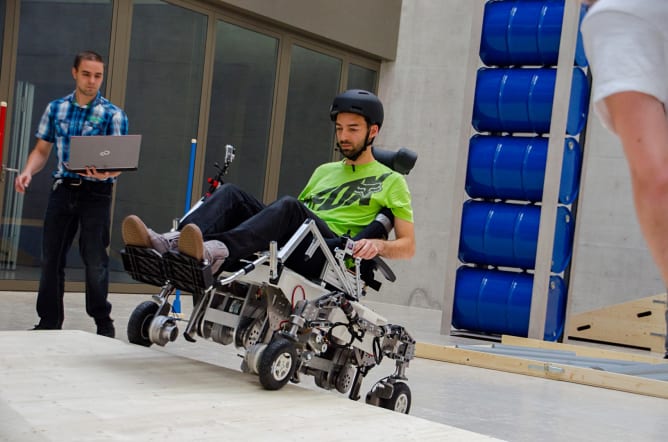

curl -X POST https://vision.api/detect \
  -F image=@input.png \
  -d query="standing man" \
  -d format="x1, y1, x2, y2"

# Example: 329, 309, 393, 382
14, 51, 129, 338
581, 1, 668, 357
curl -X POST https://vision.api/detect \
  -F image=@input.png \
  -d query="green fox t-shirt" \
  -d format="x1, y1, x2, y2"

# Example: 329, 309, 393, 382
298, 160, 413, 237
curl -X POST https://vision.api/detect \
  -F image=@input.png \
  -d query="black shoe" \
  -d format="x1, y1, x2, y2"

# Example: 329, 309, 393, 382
96, 320, 116, 338
30, 324, 59, 330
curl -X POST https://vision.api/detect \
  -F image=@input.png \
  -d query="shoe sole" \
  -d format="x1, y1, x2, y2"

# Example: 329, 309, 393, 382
179, 224, 204, 261
122, 215, 152, 248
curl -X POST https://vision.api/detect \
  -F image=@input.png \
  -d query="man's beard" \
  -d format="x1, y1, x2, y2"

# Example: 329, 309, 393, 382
336, 140, 367, 160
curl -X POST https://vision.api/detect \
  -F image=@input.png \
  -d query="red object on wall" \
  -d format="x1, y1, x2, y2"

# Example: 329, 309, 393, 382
0, 101, 7, 167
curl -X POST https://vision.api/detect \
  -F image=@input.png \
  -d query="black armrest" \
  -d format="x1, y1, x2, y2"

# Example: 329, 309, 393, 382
325, 208, 394, 251
354, 207, 394, 240
323, 207, 397, 291
372, 146, 418, 175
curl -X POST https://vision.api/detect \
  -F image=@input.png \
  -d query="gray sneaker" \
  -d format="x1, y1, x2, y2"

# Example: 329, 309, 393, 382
178, 223, 228, 272
122, 215, 179, 254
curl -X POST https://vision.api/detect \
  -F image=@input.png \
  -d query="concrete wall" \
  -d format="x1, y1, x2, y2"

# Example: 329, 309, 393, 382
219, 0, 402, 60
370, 0, 475, 310
370, 0, 664, 320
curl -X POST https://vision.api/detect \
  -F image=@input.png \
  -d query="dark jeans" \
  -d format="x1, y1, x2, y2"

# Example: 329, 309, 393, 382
179, 184, 337, 277
37, 179, 113, 328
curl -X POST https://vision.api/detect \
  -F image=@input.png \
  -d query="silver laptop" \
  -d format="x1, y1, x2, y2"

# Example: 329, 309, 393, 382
65, 135, 142, 172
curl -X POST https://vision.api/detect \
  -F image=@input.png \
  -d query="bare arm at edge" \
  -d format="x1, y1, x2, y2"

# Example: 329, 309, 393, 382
605, 91, 668, 286
14, 139, 53, 193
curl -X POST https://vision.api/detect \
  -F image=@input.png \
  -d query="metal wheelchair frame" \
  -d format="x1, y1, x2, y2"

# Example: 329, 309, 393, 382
121, 217, 416, 413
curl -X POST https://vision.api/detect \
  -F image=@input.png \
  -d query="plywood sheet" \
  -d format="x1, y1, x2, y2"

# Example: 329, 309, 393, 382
416, 337, 668, 399
565, 294, 667, 353
0, 330, 500, 442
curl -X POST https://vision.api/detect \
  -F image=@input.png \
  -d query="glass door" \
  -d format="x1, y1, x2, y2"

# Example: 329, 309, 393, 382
110, 0, 208, 282
202, 19, 279, 201
278, 45, 342, 199
0, 0, 5, 65
0, 0, 113, 281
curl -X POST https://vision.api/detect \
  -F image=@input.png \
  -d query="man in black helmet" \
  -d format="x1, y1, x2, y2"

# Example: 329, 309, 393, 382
122, 89, 415, 278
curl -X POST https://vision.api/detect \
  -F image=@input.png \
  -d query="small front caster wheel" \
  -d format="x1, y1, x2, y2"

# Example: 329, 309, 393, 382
379, 382, 411, 414
258, 338, 297, 390
127, 301, 159, 347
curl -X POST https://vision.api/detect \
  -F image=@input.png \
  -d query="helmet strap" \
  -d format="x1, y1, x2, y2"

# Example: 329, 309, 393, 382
341, 127, 373, 162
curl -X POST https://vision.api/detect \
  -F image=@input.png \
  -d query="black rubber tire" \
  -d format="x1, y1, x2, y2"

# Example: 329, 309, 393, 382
127, 301, 160, 347
379, 382, 411, 414
258, 338, 297, 391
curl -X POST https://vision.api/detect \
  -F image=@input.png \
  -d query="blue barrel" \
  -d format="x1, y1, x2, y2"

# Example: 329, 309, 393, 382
480, 0, 588, 67
453, 266, 566, 341
472, 67, 589, 135
459, 200, 574, 272
466, 135, 582, 204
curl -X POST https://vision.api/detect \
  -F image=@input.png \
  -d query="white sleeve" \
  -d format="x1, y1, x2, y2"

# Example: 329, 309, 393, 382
582, 9, 668, 130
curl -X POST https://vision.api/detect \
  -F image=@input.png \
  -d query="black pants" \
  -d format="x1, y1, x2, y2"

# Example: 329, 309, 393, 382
179, 184, 337, 278
38, 179, 113, 328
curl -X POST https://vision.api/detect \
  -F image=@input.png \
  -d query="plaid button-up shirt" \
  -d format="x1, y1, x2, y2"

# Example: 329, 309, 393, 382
35, 91, 129, 181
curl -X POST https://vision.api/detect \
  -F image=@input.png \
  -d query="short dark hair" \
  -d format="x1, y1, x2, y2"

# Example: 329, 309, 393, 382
73, 51, 104, 69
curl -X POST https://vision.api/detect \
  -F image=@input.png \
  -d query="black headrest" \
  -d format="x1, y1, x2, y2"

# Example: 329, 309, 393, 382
372, 146, 418, 175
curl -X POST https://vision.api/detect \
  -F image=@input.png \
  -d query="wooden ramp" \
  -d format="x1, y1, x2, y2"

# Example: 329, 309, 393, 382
416, 335, 668, 400
565, 293, 667, 353
0, 331, 501, 442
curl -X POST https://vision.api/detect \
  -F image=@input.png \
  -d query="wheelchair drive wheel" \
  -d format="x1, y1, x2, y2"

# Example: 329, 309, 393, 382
127, 301, 159, 347
258, 337, 297, 391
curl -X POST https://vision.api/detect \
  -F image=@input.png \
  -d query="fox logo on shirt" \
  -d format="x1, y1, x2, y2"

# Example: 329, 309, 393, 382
308, 173, 391, 210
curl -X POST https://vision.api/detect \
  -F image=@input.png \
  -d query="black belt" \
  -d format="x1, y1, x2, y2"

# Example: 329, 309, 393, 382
53, 177, 113, 190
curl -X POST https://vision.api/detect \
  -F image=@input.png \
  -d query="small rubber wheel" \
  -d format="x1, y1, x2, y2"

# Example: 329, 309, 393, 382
127, 301, 159, 347
258, 338, 297, 390
379, 382, 411, 414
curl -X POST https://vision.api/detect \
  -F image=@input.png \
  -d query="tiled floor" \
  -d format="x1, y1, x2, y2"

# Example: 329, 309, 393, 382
1, 290, 667, 442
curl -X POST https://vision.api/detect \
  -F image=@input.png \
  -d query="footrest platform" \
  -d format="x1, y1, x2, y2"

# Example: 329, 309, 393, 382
163, 250, 213, 293
121, 246, 167, 287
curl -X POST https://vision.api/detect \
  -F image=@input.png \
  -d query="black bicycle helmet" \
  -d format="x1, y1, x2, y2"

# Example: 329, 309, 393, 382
330, 89, 384, 129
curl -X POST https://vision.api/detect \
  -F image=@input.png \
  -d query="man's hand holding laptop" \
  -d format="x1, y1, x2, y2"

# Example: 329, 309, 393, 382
78, 166, 121, 180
